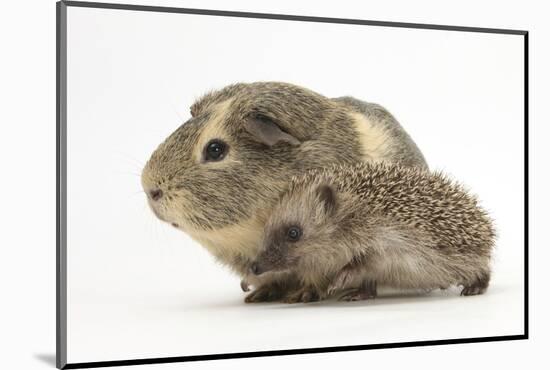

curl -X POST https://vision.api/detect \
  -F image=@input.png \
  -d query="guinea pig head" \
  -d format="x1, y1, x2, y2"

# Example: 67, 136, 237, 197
141, 83, 326, 235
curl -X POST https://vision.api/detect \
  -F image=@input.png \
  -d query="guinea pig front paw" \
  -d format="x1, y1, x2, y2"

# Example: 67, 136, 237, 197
282, 288, 320, 304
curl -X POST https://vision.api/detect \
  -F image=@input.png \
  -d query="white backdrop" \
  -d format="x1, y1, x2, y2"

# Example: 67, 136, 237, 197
1, 0, 546, 369
64, 3, 525, 364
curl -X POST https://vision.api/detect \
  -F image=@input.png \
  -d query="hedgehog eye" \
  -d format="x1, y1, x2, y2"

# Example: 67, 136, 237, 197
204, 139, 227, 161
287, 226, 302, 242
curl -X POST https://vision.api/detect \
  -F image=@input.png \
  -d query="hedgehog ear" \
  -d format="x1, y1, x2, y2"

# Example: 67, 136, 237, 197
190, 103, 199, 117
316, 184, 336, 216
244, 114, 300, 147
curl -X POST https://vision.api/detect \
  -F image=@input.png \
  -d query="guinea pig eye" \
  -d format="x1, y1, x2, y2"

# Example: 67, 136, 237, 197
287, 226, 302, 242
204, 139, 227, 161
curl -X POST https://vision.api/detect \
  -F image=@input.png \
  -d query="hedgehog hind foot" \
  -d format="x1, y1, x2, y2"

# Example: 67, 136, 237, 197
460, 272, 490, 296
339, 280, 377, 302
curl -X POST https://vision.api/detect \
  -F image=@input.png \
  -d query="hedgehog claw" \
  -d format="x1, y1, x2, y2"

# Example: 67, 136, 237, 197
460, 273, 490, 296
245, 284, 284, 303
339, 280, 377, 302
283, 288, 320, 304
460, 285, 486, 296
240, 279, 251, 292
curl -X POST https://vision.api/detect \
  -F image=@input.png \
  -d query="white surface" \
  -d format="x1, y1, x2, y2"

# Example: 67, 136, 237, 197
62, 2, 527, 364
1, 0, 547, 369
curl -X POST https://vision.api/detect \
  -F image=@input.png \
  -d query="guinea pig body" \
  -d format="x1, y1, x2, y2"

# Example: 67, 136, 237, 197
141, 82, 427, 302
251, 163, 495, 303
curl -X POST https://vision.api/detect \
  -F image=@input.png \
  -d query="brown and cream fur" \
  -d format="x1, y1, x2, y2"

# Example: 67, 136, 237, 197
251, 163, 496, 303
141, 81, 427, 302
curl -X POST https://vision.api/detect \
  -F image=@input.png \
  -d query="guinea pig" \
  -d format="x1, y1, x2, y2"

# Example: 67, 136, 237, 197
250, 163, 495, 303
141, 81, 428, 302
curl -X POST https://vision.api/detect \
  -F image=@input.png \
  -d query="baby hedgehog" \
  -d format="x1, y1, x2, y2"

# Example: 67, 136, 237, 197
250, 163, 496, 303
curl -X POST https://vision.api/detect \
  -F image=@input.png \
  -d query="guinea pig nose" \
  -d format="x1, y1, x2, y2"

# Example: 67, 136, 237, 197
250, 263, 262, 276
149, 188, 163, 201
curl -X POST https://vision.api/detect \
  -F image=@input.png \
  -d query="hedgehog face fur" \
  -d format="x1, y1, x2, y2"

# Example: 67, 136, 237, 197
251, 184, 346, 276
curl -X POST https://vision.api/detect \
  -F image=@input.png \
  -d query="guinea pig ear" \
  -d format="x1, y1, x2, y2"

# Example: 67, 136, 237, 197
316, 184, 337, 216
244, 114, 300, 147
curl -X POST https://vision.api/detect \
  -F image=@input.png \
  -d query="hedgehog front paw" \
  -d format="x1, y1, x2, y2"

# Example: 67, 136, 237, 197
244, 284, 285, 303
240, 279, 251, 292
283, 288, 320, 304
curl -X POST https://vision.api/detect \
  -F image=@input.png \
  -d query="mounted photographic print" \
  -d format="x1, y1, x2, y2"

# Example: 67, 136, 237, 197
56, 1, 528, 368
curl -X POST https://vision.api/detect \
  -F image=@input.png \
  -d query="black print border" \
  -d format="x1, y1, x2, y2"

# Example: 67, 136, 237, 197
56, 1, 529, 368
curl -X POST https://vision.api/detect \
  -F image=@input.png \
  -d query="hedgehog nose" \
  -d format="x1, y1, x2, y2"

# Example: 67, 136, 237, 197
250, 263, 262, 276
149, 188, 163, 201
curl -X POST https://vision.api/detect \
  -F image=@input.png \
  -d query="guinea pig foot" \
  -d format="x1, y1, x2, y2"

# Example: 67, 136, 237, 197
240, 279, 251, 292
339, 280, 377, 302
460, 273, 490, 296
244, 285, 284, 303
283, 288, 320, 304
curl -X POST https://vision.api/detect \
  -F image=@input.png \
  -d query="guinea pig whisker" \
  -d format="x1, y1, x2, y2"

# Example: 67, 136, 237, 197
113, 151, 146, 167
167, 101, 184, 122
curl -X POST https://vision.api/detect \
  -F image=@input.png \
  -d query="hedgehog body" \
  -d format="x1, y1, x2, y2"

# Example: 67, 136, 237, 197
251, 163, 496, 302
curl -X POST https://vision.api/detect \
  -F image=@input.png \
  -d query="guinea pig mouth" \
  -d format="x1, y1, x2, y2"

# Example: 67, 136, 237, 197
146, 200, 168, 222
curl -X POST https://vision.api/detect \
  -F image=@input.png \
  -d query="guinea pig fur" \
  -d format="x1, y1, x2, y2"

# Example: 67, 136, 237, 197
141, 81, 428, 302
